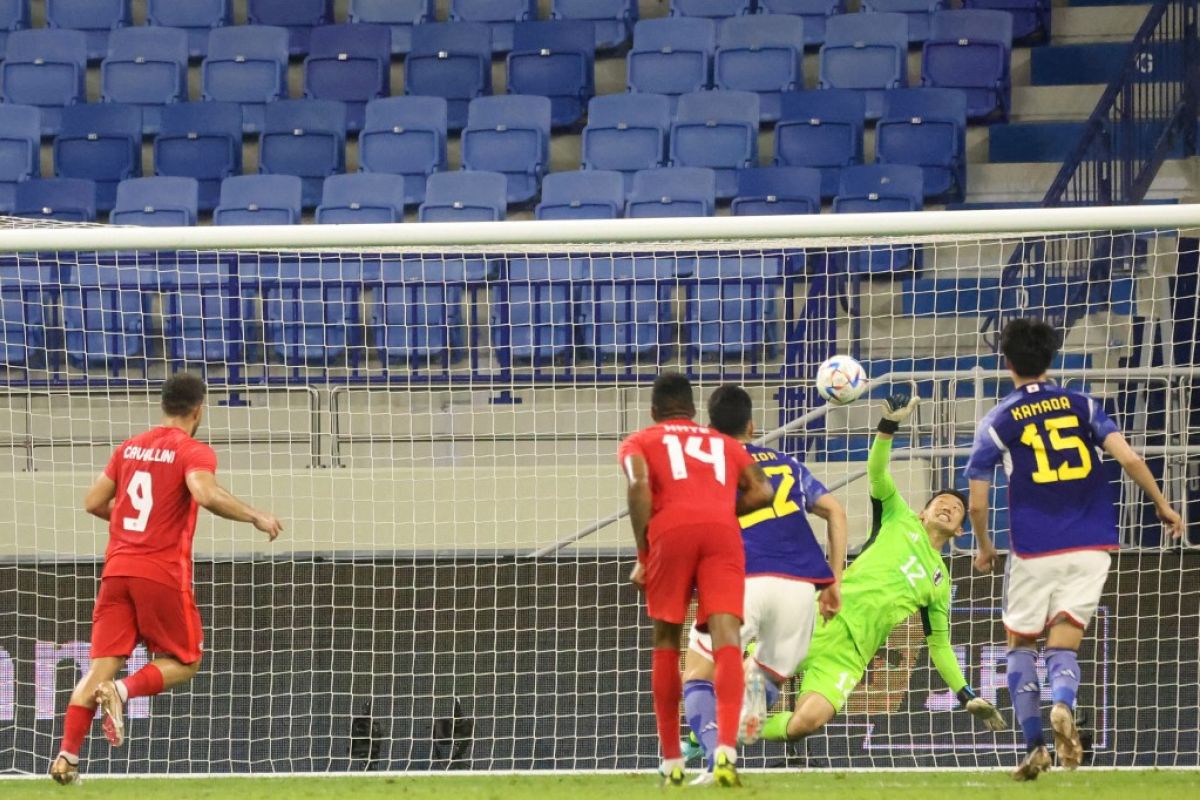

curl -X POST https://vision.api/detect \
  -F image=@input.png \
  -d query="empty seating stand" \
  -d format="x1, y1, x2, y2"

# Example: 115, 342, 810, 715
756, 0, 842, 46
53, 103, 142, 212
154, 101, 244, 212
101, 26, 189, 135
247, 0, 334, 56
315, 173, 406, 224
213, 174, 303, 225
358, 96, 449, 208
819, 12, 909, 119
863, 0, 943, 42
61, 262, 149, 372
922, 9, 1013, 121
494, 256, 587, 365
0, 103, 39, 213
203, 25, 290, 134
671, 0, 753, 17
350, 0, 435, 55
714, 14, 805, 122
875, 88, 967, 201
669, 90, 760, 199
256, 259, 363, 367
450, 0, 537, 54
373, 260, 469, 366
46, 0, 130, 62
0, 0, 30, 61
460, 95, 552, 205
508, 20, 596, 128
1, 29, 88, 136
406, 22, 494, 130
833, 164, 924, 273
109, 176, 199, 226
13, 177, 97, 222
586, 256, 678, 363
775, 90, 866, 198
147, 0, 232, 59
731, 166, 822, 216
419, 170, 508, 222
581, 93, 671, 194
627, 17, 716, 113
552, 0, 637, 51
304, 23, 392, 132
535, 170, 625, 220
685, 254, 781, 361
964, 0, 1049, 43
626, 166, 716, 218
258, 99, 348, 208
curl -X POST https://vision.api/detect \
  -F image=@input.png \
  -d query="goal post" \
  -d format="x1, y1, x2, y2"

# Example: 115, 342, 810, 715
0, 206, 1197, 776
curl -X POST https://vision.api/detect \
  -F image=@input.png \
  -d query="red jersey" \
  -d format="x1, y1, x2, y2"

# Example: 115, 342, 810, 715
101, 425, 218, 591
618, 420, 754, 532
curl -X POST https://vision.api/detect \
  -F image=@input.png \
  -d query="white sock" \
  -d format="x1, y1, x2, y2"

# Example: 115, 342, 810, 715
115, 680, 129, 704
57, 751, 79, 765
660, 757, 685, 773
714, 745, 737, 765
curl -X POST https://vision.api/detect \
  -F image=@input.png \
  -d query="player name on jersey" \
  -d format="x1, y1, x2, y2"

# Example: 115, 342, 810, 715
121, 446, 177, 464
1008, 394, 1071, 421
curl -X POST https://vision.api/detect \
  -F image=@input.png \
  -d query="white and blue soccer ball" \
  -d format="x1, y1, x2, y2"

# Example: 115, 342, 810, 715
816, 355, 868, 406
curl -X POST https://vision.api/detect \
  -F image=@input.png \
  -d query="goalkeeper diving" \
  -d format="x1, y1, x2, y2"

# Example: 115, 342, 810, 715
760, 393, 1006, 742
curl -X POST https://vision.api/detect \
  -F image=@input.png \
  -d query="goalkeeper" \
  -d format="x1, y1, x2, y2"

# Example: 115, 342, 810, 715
760, 394, 1006, 742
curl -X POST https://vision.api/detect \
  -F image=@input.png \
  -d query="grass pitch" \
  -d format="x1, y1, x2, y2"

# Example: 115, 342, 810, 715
4, 771, 1199, 799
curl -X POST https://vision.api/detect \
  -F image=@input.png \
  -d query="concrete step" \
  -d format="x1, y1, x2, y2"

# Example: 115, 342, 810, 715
1051, 5, 1150, 42
1011, 85, 1105, 121
965, 156, 1197, 203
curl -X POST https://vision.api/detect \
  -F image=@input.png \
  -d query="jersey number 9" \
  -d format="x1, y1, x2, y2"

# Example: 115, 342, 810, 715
1020, 414, 1093, 484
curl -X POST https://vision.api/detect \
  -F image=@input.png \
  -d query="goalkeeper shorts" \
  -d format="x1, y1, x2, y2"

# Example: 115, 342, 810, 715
797, 615, 868, 714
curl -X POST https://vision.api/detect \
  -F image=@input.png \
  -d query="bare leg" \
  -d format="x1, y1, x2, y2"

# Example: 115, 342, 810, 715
785, 692, 837, 740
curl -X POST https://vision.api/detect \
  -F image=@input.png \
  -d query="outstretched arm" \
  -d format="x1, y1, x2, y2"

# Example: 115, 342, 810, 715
923, 601, 1007, 731
869, 394, 919, 502
1104, 431, 1184, 538
185, 470, 282, 540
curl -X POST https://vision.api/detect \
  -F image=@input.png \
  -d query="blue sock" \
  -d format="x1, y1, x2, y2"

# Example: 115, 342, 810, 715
764, 679, 780, 712
1045, 648, 1081, 709
1007, 648, 1045, 752
683, 680, 718, 768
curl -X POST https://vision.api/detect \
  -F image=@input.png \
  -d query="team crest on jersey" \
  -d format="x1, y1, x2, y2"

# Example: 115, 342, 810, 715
933, 569, 944, 586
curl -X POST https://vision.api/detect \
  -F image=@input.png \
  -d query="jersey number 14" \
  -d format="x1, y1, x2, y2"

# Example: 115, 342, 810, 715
662, 434, 727, 485
1019, 414, 1093, 484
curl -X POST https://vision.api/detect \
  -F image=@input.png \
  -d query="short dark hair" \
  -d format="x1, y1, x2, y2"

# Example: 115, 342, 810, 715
1000, 317, 1060, 379
925, 488, 967, 513
161, 373, 207, 417
708, 384, 753, 438
651, 372, 695, 419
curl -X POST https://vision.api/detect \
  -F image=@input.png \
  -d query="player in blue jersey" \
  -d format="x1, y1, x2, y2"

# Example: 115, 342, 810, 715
965, 318, 1184, 781
679, 385, 848, 783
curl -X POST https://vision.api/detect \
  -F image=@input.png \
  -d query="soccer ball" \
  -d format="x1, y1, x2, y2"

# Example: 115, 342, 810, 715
816, 356, 868, 406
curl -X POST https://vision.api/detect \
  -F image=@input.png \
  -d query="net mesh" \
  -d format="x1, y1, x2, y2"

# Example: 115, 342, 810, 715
0, 218, 1196, 774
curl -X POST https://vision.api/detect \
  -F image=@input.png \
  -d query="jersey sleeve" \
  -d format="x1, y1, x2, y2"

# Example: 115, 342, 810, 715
921, 590, 968, 693
617, 434, 646, 480
964, 412, 1004, 482
182, 440, 218, 476
102, 445, 123, 481
867, 435, 906, 520
793, 459, 829, 512
1085, 395, 1120, 441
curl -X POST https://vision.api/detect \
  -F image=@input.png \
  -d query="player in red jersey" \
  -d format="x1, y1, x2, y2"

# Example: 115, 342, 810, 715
50, 374, 283, 785
619, 373, 773, 787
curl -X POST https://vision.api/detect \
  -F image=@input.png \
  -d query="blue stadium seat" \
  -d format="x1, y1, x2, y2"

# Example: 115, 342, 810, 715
672, 0, 752, 17
109, 176, 199, 226
373, 259, 468, 365
586, 256, 676, 362
406, 22, 494, 130
669, 90, 759, 199
963, 0, 1048, 43
202, 25, 290, 134
247, 0, 334, 56
775, 90, 866, 198
349, 0, 434, 55
46, 0, 130, 62
0, 104, 39, 214
508, 20, 596, 128
627, 17, 716, 112
819, 12, 909, 118
259, 260, 362, 366
154, 101, 243, 212
0, 29, 88, 136
876, 88, 967, 201
553, 0, 636, 51
626, 166, 716, 218
581, 93, 671, 195
62, 263, 148, 370
101, 26, 189, 135
213, 174, 302, 225
0, 258, 49, 370
756, 0, 842, 46
53, 103, 142, 212
161, 258, 243, 365
304, 23, 391, 133
685, 254, 781, 359
863, 0, 943, 42
714, 14, 805, 122
258, 99, 348, 208
833, 164, 923, 273
359, 96, 448, 207
460, 95, 551, 204
922, 9, 1013, 120
731, 166, 821, 215
495, 256, 586, 364
13, 177, 96, 222
535, 170, 624, 220
450, 0, 536, 54
0, 0, 30, 62
315, 173, 406, 224
147, 0, 231, 59
419, 170, 507, 222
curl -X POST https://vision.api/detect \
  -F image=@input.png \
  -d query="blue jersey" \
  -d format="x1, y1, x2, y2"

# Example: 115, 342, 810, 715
964, 381, 1121, 557
739, 444, 835, 583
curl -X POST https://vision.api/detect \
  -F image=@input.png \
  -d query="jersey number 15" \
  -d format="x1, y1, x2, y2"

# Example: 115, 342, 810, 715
662, 434, 727, 485
1020, 414, 1093, 484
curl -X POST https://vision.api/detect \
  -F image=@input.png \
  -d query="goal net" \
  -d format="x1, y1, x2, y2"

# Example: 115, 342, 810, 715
0, 207, 1196, 776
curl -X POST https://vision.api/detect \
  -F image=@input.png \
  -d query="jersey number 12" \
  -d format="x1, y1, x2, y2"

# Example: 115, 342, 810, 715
662, 434, 727, 485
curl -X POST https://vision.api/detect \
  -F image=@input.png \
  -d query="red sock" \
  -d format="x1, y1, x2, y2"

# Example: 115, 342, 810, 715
59, 703, 95, 758
713, 646, 745, 749
651, 648, 683, 760
121, 663, 165, 700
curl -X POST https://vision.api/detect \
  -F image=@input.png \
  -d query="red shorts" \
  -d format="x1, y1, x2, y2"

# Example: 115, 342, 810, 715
645, 520, 745, 626
91, 576, 203, 664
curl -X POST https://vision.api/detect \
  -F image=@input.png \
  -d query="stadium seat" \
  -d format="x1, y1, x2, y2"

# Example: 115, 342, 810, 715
259, 261, 362, 366
202, 25, 290, 134
373, 260, 469, 365
964, 0, 1047, 43
419, 170, 507, 222
0, 29, 88, 136
161, 258, 244, 364
258, 99, 348, 208
922, 9, 1013, 120
213, 174, 302, 225
101, 26, 189, 135
581, 93, 671, 194
494, 256, 587, 364
819, 12, 909, 119
714, 14, 805, 122
46, 0, 130, 62
62, 262, 148, 370
450, 0, 536, 54
775, 90, 866, 198
247, 0, 334, 56
833, 164, 923, 273
0, 104, 39, 214
12, 177, 96, 222
507, 20, 596, 128
154, 101, 243, 212
460, 95, 551, 205
349, 0, 434, 55
627, 17, 716, 112
626, 166, 716, 218
863, 0, 943, 42
552, 0, 637, 51
756, 0, 842, 46
731, 166, 821, 216
358, 96, 448, 207
875, 88, 967, 201
0, 0, 30, 62
315, 173, 406, 224
147, 0, 232, 59
0, 259, 49, 370
109, 176, 199, 226
669, 90, 759, 199
671, 0, 753, 17
535, 170, 625, 220
53, 103, 142, 212
406, 22, 494, 130
685, 254, 781, 359
303, 24, 392, 132
586, 256, 676, 361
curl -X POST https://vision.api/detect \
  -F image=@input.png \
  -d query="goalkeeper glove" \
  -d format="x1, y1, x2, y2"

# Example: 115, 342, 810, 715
877, 393, 920, 435
957, 687, 1007, 732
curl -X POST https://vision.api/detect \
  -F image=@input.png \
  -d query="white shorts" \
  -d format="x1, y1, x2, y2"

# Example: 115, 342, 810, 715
688, 575, 820, 680
1003, 549, 1112, 637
